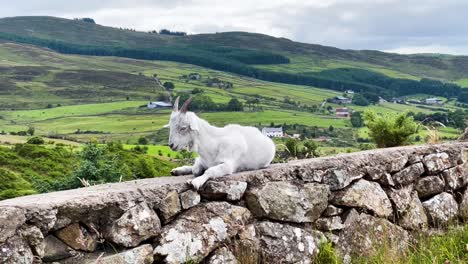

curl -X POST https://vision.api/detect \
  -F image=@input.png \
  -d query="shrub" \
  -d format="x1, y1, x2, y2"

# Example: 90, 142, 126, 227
364, 111, 418, 148
350, 111, 363, 127
27, 136, 45, 145
138, 137, 149, 145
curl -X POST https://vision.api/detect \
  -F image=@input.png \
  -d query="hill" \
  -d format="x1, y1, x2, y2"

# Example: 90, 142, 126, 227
1, 16, 468, 103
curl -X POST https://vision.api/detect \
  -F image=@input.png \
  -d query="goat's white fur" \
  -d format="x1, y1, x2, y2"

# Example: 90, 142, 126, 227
167, 98, 275, 190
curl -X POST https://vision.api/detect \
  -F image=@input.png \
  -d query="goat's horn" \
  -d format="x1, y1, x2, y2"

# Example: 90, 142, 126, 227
180, 96, 193, 113
173, 96, 180, 112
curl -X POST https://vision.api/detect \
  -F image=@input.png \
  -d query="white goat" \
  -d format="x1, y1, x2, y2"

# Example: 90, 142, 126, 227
166, 97, 276, 190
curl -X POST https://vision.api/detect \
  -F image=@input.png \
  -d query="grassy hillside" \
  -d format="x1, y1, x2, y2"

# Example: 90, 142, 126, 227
0, 16, 466, 79
1, 16, 468, 99
1, 41, 463, 144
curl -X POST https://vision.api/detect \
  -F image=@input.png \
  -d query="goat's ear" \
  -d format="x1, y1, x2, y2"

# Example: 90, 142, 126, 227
188, 115, 199, 131
163, 124, 170, 128
173, 96, 180, 112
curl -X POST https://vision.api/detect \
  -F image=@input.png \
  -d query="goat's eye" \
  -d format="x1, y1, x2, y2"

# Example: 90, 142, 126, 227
180, 126, 188, 131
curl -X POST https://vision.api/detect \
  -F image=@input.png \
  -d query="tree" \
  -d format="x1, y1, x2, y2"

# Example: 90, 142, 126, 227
26, 136, 44, 145
350, 112, 363, 127
27, 127, 35, 136
284, 138, 300, 158
163, 82, 175, 90
138, 137, 149, 145
227, 98, 243, 111
448, 109, 466, 129
303, 140, 319, 158
364, 111, 418, 148
352, 94, 370, 106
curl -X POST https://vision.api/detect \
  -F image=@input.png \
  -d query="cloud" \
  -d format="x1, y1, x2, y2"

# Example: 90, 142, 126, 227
1, 0, 468, 54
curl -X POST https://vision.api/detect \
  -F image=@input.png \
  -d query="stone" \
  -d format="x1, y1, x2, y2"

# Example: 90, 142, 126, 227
0, 235, 34, 264
366, 166, 387, 181
423, 152, 451, 174
179, 190, 200, 209
387, 185, 413, 215
42, 235, 75, 262
206, 247, 238, 264
323, 205, 344, 217
201, 181, 248, 201
337, 210, 410, 262
90, 244, 153, 264
398, 192, 428, 230
460, 188, 468, 220
392, 162, 425, 186
442, 165, 466, 190
322, 168, 364, 191
55, 223, 97, 252
19, 225, 44, 257
415, 176, 445, 198
378, 172, 395, 187
153, 202, 251, 264
106, 202, 161, 248
28, 208, 58, 233
331, 179, 393, 218
422, 192, 459, 226
254, 221, 325, 264
157, 191, 182, 223
389, 154, 409, 172
315, 216, 345, 231
245, 182, 329, 223
0, 207, 26, 244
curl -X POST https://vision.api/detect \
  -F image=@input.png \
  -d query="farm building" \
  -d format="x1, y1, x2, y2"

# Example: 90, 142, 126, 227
331, 96, 352, 104
336, 107, 350, 118
345, 90, 355, 95
425, 98, 443, 105
391, 98, 406, 104
147, 101, 172, 109
261, 127, 283, 138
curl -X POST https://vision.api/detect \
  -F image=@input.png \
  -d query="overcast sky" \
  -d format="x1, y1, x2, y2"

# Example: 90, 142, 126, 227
2, 0, 468, 55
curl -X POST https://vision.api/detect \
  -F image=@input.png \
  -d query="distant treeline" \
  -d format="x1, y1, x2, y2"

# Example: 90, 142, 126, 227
0, 32, 464, 101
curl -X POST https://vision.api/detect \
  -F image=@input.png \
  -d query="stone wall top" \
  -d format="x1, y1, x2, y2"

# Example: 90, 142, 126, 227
1, 142, 467, 264
1, 142, 466, 209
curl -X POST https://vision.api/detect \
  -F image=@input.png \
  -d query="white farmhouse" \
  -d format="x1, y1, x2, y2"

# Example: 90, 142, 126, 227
261, 127, 283, 138
425, 98, 443, 105
147, 101, 172, 109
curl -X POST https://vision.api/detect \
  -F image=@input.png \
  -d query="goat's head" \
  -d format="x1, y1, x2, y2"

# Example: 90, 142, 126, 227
166, 96, 199, 151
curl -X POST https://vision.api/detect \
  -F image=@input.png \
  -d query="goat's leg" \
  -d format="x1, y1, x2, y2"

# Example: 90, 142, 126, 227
170, 165, 193, 176
190, 162, 234, 190
171, 158, 205, 176
192, 158, 206, 177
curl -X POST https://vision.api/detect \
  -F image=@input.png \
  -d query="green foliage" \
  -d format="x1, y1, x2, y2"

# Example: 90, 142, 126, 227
27, 127, 35, 136
0, 142, 175, 200
350, 111, 363, 127
227, 98, 243, 111
163, 81, 175, 90
26, 136, 45, 145
315, 242, 342, 264
352, 94, 370, 106
315, 225, 467, 264
364, 111, 418, 147
281, 139, 320, 160
0, 168, 36, 200
138, 137, 148, 145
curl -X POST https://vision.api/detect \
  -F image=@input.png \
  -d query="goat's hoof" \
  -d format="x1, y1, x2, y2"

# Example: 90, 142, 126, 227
190, 177, 205, 190
171, 168, 184, 176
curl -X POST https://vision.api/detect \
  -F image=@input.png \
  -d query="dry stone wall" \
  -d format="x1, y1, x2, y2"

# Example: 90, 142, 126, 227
0, 142, 467, 264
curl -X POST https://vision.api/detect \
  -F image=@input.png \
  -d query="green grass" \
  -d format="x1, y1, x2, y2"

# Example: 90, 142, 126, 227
315, 225, 468, 264
123, 144, 179, 158
0, 101, 148, 123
